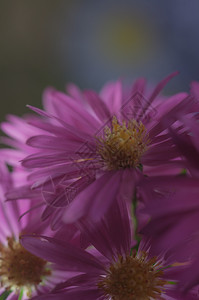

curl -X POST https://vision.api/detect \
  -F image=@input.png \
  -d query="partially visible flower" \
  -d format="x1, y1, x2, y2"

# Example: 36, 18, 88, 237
21, 198, 191, 300
3, 73, 199, 228
133, 82, 199, 295
161, 80, 199, 178
169, 121, 199, 178
0, 163, 80, 299
137, 174, 199, 298
137, 175, 199, 259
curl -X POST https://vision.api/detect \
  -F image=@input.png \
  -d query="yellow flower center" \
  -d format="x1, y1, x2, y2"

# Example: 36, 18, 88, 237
98, 252, 167, 300
96, 116, 150, 170
0, 237, 51, 297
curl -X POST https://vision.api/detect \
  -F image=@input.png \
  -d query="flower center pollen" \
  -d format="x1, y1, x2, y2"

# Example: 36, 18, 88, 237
97, 116, 150, 170
0, 237, 51, 296
98, 252, 167, 300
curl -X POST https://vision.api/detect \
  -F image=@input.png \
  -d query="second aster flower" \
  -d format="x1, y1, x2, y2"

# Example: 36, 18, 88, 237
21, 198, 187, 300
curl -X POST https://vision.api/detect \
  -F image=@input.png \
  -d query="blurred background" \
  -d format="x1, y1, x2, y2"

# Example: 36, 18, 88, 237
1, 0, 199, 121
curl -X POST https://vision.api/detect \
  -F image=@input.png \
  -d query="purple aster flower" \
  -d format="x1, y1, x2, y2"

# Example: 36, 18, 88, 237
0, 162, 81, 299
21, 197, 189, 300
161, 80, 199, 178
4, 73, 199, 228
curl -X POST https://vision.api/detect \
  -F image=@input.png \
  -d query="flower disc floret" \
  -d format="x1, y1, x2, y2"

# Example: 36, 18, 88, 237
0, 237, 51, 297
97, 116, 150, 170
98, 251, 167, 300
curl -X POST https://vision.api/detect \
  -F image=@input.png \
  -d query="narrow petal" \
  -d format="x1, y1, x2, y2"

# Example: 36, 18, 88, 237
147, 72, 178, 106
63, 171, 122, 223
99, 80, 123, 114
78, 195, 132, 260
32, 289, 102, 300
21, 235, 104, 273
83, 90, 111, 122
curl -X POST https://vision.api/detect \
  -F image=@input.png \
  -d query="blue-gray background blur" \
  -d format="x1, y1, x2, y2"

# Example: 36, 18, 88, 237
1, 0, 199, 121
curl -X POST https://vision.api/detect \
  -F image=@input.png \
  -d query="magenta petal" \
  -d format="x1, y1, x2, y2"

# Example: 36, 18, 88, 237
26, 135, 79, 150
27, 165, 84, 183
118, 168, 142, 203
78, 196, 132, 260
141, 211, 199, 263
63, 171, 122, 224
138, 176, 199, 262
41, 205, 55, 222
99, 80, 123, 114
148, 71, 179, 105
32, 289, 101, 300
27, 105, 53, 118
7, 294, 19, 300
83, 90, 111, 122
28, 105, 96, 143
148, 95, 194, 137
0, 149, 24, 166
177, 254, 199, 293
170, 126, 199, 176
131, 78, 146, 95
66, 83, 86, 104
53, 273, 101, 292
48, 90, 101, 130
142, 143, 180, 166
41, 174, 96, 211
6, 185, 40, 200
139, 177, 199, 218
190, 80, 199, 98
21, 235, 104, 273
32, 294, 71, 300
56, 289, 102, 300
22, 152, 74, 168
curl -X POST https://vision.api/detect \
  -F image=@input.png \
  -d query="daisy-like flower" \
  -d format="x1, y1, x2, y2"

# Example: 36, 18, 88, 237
21, 197, 194, 300
136, 107, 199, 297
135, 83, 199, 260
4, 73, 199, 228
0, 162, 80, 299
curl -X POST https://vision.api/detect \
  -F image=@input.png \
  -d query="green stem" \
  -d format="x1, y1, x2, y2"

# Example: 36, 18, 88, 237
0, 291, 12, 300
131, 191, 141, 251
18, 289, 24, 300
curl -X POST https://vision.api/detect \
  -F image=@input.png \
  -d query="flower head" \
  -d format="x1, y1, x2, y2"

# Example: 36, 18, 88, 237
21, 198, 186, 300
3, 73, 198, 228
0, 236, 51, 296
0, 162, 79, 299
98, 251, 166, 299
